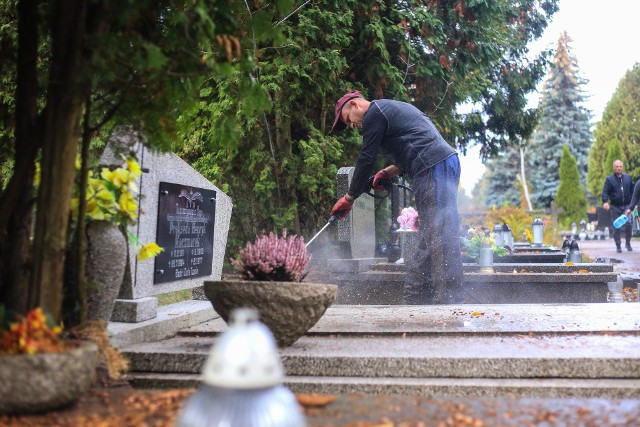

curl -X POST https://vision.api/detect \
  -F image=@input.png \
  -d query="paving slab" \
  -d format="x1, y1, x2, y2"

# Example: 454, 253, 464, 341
301, 395, 640, 425
107, 300, 216, 348
180, 303, 640, 335
124, 332, 640, 378
125, 372, 640, 399
370, 263, 615, 273
330, 265, 620, 304
285, 377, 640, 399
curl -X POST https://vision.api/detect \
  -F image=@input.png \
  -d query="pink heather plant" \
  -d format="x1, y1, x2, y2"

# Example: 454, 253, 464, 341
231, 230, 311, 282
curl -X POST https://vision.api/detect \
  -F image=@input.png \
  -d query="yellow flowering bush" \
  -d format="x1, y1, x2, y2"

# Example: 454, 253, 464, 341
0, 308, 66, 355
72, 157, 141, 225
71, 156, 163, 261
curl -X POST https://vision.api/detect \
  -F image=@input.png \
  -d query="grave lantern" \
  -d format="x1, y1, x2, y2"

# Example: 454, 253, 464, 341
502, 223, 513, 249
568, 240, 582, 263
478, 243, 494, 273
532, 217, 544, 247
177, 308, 306, 427
561, 238, 571, 260
579, 220, 587, 240
493, 224, 503, 246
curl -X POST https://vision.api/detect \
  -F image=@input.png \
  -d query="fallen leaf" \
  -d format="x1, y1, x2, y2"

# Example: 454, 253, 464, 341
471, 311, 484, 317
296, 393, 337, 407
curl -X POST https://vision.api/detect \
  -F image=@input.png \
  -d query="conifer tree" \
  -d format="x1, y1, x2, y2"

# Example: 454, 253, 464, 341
484, 145, 521, 207
176, 1, 560, 249
587, 63, 640, 196
556, 145, 587, 226
528, 31, 592, 207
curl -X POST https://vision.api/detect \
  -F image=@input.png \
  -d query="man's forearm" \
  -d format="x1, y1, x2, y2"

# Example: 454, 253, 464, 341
384, 165, 402, 177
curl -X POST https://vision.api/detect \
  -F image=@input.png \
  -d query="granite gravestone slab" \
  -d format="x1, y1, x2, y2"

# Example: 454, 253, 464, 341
99, 130, 232, 322
154, 182, 216, 284
336, 167, 376, 259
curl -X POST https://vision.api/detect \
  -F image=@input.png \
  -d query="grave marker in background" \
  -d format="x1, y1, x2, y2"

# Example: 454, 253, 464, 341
336, 167, 376, 259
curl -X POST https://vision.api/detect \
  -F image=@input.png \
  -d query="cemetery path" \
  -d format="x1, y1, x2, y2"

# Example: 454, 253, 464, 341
578, 237, 640, 272
2, 382, 640, 426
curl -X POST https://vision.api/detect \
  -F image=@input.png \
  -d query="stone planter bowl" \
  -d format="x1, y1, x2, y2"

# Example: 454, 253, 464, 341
204, 280, 337, 347
0, 340, 98, 414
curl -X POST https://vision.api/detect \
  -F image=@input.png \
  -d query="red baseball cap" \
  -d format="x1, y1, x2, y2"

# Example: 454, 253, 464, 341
330, 90, 362, 134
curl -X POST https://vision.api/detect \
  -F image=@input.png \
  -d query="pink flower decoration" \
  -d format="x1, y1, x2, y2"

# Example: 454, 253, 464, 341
397, 207, 419, 231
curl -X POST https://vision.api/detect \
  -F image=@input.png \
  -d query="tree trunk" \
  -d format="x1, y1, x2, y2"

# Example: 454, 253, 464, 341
520, 145, 533, 211
30, 1, 89, 321
0, 0, 40, 317
274, 108, 301, 234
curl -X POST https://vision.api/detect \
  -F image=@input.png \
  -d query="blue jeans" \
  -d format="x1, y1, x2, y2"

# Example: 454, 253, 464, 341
403, 154, 465, 304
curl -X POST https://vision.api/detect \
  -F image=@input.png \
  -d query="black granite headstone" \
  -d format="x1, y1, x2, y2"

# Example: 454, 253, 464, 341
153, 182, 216, 284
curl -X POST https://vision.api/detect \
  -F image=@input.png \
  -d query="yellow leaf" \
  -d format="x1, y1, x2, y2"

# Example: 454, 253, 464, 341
126, 158, 142, 177
138, 243, 164, 261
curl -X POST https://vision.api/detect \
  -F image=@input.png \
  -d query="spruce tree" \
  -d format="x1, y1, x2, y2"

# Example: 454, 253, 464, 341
556, 145, 587, 226
587, 63, 640, 196
484, 144, 521, 207
528, 31, 592, 207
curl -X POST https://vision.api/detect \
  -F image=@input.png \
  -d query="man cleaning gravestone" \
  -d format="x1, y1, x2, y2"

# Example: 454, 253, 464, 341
327, 90, 465, 305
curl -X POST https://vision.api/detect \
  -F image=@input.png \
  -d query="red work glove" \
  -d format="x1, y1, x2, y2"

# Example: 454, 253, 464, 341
372, 169, 391, 190
330, 195, 353, 220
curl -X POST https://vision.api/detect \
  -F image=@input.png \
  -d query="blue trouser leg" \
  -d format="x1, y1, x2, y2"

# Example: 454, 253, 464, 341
403, 155, 465, 304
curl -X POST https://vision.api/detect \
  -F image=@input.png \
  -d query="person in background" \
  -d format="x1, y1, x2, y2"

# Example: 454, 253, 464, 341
602, 159, 634, 252
624, 180, 640, 229
327, 90, 464, 304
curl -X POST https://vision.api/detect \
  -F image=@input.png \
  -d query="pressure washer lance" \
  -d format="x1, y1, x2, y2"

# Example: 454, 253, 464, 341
176, 307, 306, 427
305, 177, 398, 248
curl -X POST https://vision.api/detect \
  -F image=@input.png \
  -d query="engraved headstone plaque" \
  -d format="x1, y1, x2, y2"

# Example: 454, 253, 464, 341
154, 182, 216, 284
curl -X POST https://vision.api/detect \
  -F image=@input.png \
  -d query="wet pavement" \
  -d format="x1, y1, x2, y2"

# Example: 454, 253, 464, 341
184, 303, 640, 335
578, 237, 640, 271
302, 394, 640, 426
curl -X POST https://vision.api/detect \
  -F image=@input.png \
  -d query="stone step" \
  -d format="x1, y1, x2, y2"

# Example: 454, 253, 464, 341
125, 372, 640, 399
122, 333, 640, 379
178, 304, 640, 336
331, 276, 617, 305
330, 271, 617, 282
365, 263, 615, 273
119, 304, 640, 398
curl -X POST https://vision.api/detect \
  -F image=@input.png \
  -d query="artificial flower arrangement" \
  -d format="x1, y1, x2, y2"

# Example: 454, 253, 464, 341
231, 230, 311, 282
461, 228, 508, 261
70, 155, 163, 261
0, 308, 65, 355
397, 207, 419, 231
